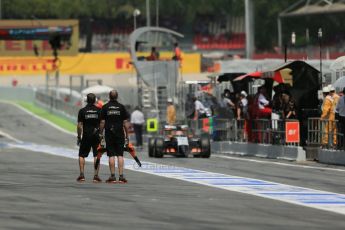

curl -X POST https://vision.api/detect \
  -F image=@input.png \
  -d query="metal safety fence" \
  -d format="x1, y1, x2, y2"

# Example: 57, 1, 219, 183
250, 119, 300, 146
35, 91, 80, 122
160, 118, 300, 146
307, 117, 345, 150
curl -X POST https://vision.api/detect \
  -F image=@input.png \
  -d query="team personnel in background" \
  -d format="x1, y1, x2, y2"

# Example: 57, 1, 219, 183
166, 98, 176, 125
237, 91, 249, 141
172, 42, 182, 61
257, 86, 272, 118
192, 96, 207, 120
76, 93, 102, 183
336, 87, 345, 149
100, 90, 130, 183
282, 92, 297, 120
237, 91, 248, 120
321, 86, 336, 148
223, 89, 236, 117
95, 97, 104, 109
329, 85, 340, 106
130, 106, 145, 148
147, 46, 159, 61
329, 85, 339, 145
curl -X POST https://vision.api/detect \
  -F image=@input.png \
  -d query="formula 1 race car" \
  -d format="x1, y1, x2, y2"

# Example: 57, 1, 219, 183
148, 124, 211, 158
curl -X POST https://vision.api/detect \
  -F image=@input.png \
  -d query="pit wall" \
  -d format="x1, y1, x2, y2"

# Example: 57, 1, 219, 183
310, 147, 345, 166
211, 141, 306, 162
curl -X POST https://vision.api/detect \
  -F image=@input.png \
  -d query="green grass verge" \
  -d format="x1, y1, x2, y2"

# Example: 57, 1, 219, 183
16, 101, 76, 133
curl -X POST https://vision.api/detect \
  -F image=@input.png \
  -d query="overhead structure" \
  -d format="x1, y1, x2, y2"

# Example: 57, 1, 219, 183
129, 27, 184, 121
245, 0, 255, 59
278, 0, 345, 48
129, 27, 184, 65
281, 0, 345, 17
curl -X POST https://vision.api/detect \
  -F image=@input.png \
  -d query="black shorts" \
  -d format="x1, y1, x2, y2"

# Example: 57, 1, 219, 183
79, 135, 100, 158
105, 131, 124, 157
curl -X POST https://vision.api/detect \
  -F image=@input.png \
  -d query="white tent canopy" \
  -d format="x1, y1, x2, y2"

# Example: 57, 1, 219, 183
81, 85, 114, 105
330, 56, 345, 72
332, 76, 345, 92
55, 87, 82, 98
81, 85, 114, 95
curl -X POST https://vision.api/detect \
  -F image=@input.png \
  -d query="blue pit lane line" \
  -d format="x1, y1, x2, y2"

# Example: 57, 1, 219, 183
5, 141, 345, 216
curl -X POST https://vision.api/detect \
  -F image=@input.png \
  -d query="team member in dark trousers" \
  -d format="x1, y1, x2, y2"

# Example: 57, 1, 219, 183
99, 90, 130, 183
76, 93, 102, 183
130, 106, 145, 148
336, 87, 345, 149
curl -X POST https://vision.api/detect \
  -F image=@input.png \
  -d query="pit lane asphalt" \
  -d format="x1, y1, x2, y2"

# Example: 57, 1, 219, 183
1, 102, 345, 229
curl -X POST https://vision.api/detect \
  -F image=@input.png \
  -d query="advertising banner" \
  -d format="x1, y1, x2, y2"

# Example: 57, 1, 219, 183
0, 52, 200, 75
285, 121, 300, 143
0, 20, 78, 56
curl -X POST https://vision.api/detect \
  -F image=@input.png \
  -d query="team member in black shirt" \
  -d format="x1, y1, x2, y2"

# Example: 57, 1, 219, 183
76, 93, 102, 183
100, 90, 130, 183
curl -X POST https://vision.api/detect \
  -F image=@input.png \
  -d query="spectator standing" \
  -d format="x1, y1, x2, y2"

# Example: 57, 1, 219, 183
271, 87, 284, 144
271, 86, 283, 129
253, 86, 271, 142
237, 91, 248, 119
336, 87, 345, 149
130, 106, 145, 148
257, 86, 272, 118
193, 96, 207, 120
282, 93, 297, 120
166, 98, 176, 125
222, 89, 235, 118
147, 47, 159, 61
172, 42, 182, 61
237, 91, 249, 141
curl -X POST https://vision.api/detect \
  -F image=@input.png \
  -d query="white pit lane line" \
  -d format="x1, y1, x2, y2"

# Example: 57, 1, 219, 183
0, 129, 22, 143
214, 155, 345, 173
4, 141, 345, 216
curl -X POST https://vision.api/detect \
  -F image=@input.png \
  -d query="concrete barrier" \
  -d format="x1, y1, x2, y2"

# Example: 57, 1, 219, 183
318, 149, 345, 166
211, 141, 306, 162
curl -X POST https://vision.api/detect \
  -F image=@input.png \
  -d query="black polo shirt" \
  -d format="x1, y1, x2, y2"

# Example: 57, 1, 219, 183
100, 100, 129, 137
78, 104, 101, 137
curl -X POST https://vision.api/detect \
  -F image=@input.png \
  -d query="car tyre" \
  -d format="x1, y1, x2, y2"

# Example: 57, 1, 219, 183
148, 137, 155, 157
200, 134, 211, 158
154, 138, 164, 158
